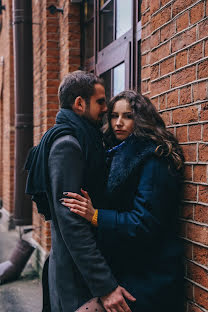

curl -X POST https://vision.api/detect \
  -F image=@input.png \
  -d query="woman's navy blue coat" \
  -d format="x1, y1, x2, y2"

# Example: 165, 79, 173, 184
97, 135, 184, 312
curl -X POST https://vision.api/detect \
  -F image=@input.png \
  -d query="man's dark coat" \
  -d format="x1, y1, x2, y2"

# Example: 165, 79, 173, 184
44, 111, 118, 312
96, 135, 184, 312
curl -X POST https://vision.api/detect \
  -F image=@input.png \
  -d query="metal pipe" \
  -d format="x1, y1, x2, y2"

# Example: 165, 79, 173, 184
12, 0, 33, 225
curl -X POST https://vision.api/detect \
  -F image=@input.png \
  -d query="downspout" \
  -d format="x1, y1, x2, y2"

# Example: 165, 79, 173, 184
12, 0, 33, 225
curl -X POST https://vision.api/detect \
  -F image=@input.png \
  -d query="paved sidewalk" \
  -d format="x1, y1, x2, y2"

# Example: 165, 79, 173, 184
0, 216, 42, 312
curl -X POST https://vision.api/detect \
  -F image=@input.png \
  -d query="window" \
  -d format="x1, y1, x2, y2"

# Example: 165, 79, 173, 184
81, 0, 141, 101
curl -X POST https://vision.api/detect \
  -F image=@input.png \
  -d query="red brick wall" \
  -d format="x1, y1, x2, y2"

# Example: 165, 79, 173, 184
0, 0, 15, 214
141, 1, 208, 311
32, 0, 80, 252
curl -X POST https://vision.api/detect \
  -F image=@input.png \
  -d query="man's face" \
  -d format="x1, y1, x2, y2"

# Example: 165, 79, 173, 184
84, 83, 107, 126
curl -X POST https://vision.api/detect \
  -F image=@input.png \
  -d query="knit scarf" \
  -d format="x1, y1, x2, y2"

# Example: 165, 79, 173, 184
25, 109, 105, 220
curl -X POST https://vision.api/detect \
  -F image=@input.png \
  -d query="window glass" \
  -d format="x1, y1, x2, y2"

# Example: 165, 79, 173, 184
100, 0, 114, 50
116, 0, 132, 39
113, 63, 125, 96
84, 0, 94, 21
101, 70, 112, 103
100, 0, 109, 7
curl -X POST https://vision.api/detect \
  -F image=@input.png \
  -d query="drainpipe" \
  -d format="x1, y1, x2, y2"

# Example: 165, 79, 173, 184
12, 0, 33, 225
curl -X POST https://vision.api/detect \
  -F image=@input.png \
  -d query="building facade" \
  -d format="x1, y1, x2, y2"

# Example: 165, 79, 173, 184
0, 0, 208, 311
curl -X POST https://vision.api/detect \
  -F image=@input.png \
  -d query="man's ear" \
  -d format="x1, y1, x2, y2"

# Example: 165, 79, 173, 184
72, 96, 86, 114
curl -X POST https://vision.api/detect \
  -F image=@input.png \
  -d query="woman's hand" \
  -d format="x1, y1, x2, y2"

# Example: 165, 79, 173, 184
60, 189, 96, 222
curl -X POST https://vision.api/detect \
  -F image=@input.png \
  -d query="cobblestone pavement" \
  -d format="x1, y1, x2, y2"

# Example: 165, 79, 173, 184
0, 216, 42, 312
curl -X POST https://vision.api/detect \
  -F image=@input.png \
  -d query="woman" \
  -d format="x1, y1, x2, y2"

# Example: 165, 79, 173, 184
61, 91, 184, 312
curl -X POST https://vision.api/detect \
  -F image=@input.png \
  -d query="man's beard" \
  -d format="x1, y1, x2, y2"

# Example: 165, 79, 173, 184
83, 111, 106, 128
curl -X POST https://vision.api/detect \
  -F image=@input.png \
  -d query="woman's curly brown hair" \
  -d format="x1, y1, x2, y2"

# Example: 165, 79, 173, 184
105, 90, 184, 171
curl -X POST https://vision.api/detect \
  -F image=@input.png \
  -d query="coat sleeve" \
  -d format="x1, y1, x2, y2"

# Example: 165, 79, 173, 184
97, 156, 180, 242
48, 135, 118, 297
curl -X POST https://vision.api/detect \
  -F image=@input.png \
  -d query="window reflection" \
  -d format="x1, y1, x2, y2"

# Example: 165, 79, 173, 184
116, 0, 132, 39
84, 0, 94, 21
100, 0, 114, 50
113, 63, 125, 96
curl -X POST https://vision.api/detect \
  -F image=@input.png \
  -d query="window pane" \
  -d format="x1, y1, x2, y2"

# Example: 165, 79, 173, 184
116, 0, 132, 39
100, 0, 109, 7
101, 70, 112, 103
84, 0, 94, 21
84, 20, 94, 58
100, 1, 114, 50
113, 63, 125, 96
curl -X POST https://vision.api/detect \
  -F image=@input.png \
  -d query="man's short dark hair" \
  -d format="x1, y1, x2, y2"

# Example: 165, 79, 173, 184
58, 71, 104, 109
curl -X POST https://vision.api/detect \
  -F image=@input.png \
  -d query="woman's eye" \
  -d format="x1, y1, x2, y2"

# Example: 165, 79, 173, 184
111, 114, 117, 119
126, 114, 133, 119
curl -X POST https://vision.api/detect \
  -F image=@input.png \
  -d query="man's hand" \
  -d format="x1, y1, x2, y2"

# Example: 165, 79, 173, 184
100, 286, 136, 312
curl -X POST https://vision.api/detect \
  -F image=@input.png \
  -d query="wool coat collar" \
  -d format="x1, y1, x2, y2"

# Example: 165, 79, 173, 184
107, 135, 156, 193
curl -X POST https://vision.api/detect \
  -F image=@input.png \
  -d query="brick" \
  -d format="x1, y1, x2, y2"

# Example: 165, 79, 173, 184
198, 18, 208, 39
184, 164, 193, 180
159, 94, 166, 110
142, 9, 150, 25
193, 164, 207, 183
182, 144, 197, 162
194, 204, 208, 223
150, 31, 160, 49
199, 143, 208, 161
151, 42, 170, 64
160, 111, 172, 126
190, 2, 205, 25
193, 244, 208, 266
151, 6, 171, 31
150, 64, 159, 80
151, 97, 159, 110
187, 302, 204, 312
172, 0, 197, 17
160, 21, 175, 42
151, 76, 170, 96
189, 42, 203, 63
142, 66, 150, 79
180, 85, 192, 105
143, 23, 151, 39
176, 50, 188, 69
150, 0, 160, 15
181, 203, 194, 219
202, 124, 208, 141
142, 37, 151, 53
184, 280, 194, 300
198, 185, 208, 203
189, 124, 202, 141
160, 56, 175, 75
184, 240, 193, 259
205, 40, 208, 57
171, 27, 196, 53
193, 81, 207, 102
194, 285, 208, 310
167, 89, 179, 108
187, 223, 208, 245
176, 12, 189, 32
172, 107, 198, 124
176, 126, 188, 142
199, 102, 208, 121
171, 66, 196, 88
160, 0, 170, 5
184, 183, 197, 200
197, 59, 208, 79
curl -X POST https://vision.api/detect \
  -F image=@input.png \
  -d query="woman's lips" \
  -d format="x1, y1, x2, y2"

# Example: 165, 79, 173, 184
115, 130, 126, 134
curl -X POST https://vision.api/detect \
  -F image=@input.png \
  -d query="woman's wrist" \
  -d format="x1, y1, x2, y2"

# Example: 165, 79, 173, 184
91, 209, 98, 226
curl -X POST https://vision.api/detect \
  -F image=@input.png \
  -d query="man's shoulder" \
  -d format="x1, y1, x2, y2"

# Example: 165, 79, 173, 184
50, 135, 82, 155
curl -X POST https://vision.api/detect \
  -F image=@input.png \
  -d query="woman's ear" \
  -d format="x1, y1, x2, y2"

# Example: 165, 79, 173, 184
73, 96, 86, 114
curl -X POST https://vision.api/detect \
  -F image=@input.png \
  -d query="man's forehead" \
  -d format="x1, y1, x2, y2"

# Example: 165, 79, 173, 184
94, 83, 105, 96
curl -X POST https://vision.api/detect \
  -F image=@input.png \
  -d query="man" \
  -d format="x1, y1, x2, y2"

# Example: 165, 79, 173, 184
25, 71, 135, 312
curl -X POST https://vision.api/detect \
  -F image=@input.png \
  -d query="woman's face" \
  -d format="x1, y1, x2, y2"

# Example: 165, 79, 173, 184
110, 99, 134, 141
